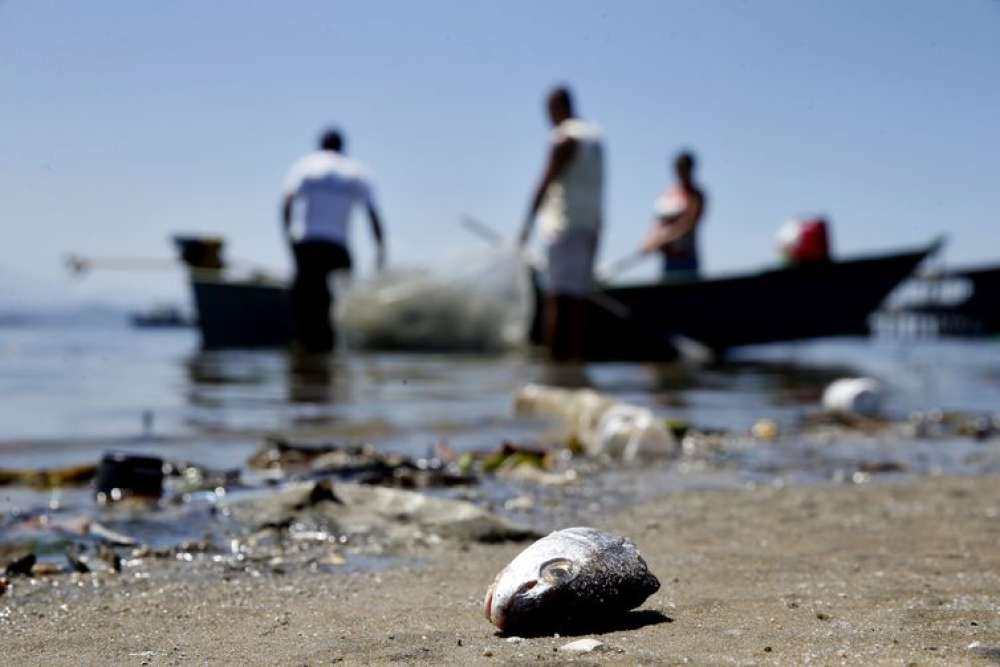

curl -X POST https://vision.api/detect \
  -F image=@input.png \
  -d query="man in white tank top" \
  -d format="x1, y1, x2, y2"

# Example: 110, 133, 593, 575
281, 128, 386, 352
519, 86, 604, 361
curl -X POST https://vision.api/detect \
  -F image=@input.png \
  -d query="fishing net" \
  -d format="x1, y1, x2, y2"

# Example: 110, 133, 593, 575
338, 248, 535, 353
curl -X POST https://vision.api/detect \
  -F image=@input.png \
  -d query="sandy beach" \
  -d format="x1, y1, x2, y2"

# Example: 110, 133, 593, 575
3, 473, 998, 665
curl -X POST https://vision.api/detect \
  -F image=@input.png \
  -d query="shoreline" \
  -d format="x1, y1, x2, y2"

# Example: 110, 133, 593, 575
3, 473, 999, 664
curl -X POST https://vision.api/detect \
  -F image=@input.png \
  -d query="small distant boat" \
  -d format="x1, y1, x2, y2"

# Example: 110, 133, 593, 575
892, 263, 1000, 336
173, 236, 940, 358
130, 304, 194, 329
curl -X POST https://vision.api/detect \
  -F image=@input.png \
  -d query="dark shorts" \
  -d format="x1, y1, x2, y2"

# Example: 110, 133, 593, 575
290, 241, 352, 352
293, 240, 352, 275
662, 252, 700, 278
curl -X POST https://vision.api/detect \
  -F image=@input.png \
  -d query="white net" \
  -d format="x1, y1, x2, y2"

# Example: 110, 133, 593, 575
338, 248, 535, 353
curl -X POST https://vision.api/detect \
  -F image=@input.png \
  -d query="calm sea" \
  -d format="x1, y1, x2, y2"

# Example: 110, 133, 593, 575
2, 319, 999, 522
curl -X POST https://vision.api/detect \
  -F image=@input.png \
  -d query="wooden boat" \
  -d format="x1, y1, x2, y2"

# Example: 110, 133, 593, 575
177, 236, 940, 357
891, 263, 1000, 335
557, 239, 941, 360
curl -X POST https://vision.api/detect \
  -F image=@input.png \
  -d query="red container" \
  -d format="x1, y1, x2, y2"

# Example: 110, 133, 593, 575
787, 218, 831, 263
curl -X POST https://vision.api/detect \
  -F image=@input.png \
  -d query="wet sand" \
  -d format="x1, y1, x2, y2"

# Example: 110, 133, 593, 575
3, 474, 1000, 665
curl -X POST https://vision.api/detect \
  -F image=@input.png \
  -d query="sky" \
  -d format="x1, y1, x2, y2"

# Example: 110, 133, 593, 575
1, 0, 998, 308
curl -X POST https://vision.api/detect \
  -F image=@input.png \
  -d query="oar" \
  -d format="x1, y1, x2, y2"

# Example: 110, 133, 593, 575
460, 215, 507, 246
65, 255, 179, 275
601, 250, 650, 281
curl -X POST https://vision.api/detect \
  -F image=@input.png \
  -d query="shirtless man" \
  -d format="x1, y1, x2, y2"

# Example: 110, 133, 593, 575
642, 151, 705, 278
519, 86, 604, 361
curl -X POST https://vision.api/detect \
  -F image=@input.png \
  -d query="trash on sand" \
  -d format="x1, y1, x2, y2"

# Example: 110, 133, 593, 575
95, 452, 165, 504
514, 385, 615, 441
88, 522, 138, 546
513, 384, 677, 460
248, 437, 475, 488
595, 404, 676, 461
65, 548, 90, 574
482, 442, 552, 474
821, 378, 883, 417
30, 562, 62, 577
484, 527, 660, 635
222, 480, 539, 547
559, 638, 607, 653
5, 553, 36, 577
751, 418, 780, 441
248, 437, 373, 469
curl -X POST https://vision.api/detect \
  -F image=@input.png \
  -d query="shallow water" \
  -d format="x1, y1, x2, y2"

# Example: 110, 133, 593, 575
2, 320, 1000, 552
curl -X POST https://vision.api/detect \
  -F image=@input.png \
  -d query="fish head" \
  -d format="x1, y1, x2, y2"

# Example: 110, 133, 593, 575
484, 553, 580, 631
484, 527, 661, 634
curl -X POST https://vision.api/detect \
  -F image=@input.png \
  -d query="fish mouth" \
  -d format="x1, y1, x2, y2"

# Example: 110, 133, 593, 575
484, 587, 494, 623
486, 579, 538, 631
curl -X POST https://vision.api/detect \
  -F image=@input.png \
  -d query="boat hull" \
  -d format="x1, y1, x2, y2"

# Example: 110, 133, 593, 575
534, 243, 938, 359
187, 243, 936, 357
899, 265, 1000, 335
189, 277, 293, 349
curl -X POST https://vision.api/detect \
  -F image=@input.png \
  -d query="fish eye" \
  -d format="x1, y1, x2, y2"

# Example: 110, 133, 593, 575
539, 558, 578, 585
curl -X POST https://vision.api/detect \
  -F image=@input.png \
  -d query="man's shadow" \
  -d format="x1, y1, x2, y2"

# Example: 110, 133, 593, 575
496, 609, 673, 638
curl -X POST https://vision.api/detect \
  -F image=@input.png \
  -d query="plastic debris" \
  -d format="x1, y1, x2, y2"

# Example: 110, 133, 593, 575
559, 638, 607, 653
513, 384, 677, 460
822, 378, 883, 417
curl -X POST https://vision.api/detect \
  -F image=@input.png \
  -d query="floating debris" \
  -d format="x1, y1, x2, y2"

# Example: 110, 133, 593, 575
484, 527, 660, 635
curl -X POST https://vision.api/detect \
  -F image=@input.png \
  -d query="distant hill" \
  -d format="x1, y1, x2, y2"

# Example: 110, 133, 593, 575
0, 267, 127, 326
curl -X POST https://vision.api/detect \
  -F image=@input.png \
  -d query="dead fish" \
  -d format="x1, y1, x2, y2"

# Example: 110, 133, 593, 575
484, 527, 659, 635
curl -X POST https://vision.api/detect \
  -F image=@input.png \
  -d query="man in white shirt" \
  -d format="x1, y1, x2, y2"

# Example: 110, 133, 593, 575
519, 87, 604, 361
281, 128, 386, 352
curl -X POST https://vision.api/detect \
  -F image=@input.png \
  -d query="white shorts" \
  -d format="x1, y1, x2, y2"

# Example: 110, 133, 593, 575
545, 228, 599, 296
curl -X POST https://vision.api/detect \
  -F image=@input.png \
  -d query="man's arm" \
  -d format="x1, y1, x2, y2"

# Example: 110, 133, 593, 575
281, 194, 295, 245
367, 202, 386, 270
641, 191, 703, 253
519, 138, 577, 246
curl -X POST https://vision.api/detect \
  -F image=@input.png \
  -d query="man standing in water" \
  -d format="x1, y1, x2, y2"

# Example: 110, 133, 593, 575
642, 151, 706, 278
281, 128, 386, 352
520, 86, 604, 361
